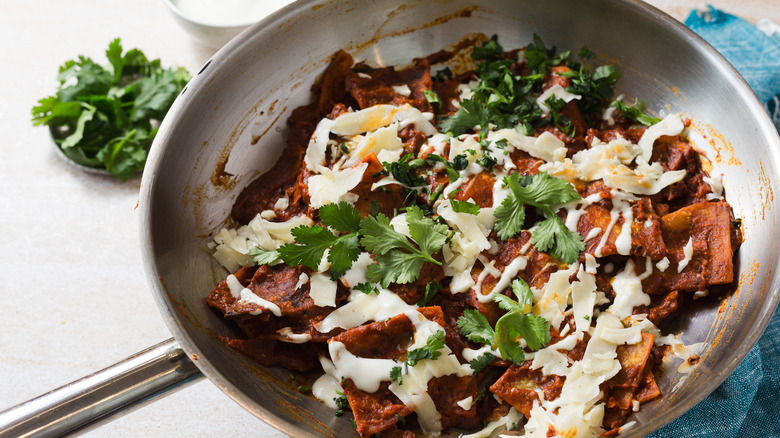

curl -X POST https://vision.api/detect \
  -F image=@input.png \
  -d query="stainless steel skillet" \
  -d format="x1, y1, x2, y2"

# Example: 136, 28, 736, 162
1, 0, 779, 436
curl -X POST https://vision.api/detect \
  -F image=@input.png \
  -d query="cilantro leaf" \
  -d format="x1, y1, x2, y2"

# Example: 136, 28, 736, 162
476, 151, 497, 169
532, 215, 585, 264
472, 34, 505, 60
353, 282, 378, 294
495, 312, 551, 364
95, 128, 149, 180
245, 203, 368, 276
493, 278, 534, 314
30, 98, 82, 127
328, 233, 361, 278
515, 171, 581, 206
278, 226, 336, 270
417, 280, 441, 306
493, 294, 521, 314
425, 154, 461, 183
361, 207, 447, 287
368, 251, 428, 286
359, 213, 412, 255
452, 154, 469, 171
578, 47, 595, 60
460, 281, 551, 366
457, 309, 495, 345
390, 366, 403, 385
450, 198, 480, 215
405, 205, 449, 256
407, 330, 446, 366
391, 331, 447, 385
384, 154, 426, 187
543, 95, 575, 137
511, 278, 534, 310
437, 34, 619, 141
609, 98, 661, 126
439, 99, 492, 136
249, 246, 281, 265
469, 352, 496, 373
494, 315, 527, 364
493, 182, 526, 240
493, 172, 584, 263
433, 67, 453, 82
130, 67, 189, 123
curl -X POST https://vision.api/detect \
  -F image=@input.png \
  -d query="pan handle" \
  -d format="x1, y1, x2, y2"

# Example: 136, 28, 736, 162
0, 338, 202, 437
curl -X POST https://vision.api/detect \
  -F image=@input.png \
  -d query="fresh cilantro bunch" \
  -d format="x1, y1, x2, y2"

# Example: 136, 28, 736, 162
390, 330, 447, 385
494, 172, 585, 264
457, 278, 551, 365
31, 38, 190, 180
439, 34, 619, 138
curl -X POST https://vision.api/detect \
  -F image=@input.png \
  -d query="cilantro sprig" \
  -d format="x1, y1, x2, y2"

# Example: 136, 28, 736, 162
32, 38, 190, 180
253, 202, 449, 288
494, 172, 585, 264
456, 278, 551, 365
390, 330, 447, 385
251, 202, 361, 278
361, 205, 449, 287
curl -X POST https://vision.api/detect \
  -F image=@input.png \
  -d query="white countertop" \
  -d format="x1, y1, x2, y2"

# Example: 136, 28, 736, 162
0, 1, 777, 436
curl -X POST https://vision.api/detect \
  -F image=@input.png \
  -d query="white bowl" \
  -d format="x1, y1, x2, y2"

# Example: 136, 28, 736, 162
163, 0, 294, 49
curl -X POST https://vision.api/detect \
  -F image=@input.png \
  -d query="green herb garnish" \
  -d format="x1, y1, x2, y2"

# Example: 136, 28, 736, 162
469, 352, 497, 373
433, 67, 453, 82
383, 154, 427, 187
450, 198, 480, 215
249, 247, 281, 265
334, 392, 349, 417
438, 34, 618, 139
276, 201, 361, 277
457, 309, 495, 345
390, 330, 447, 385
390, 365, 404, 386
609, 98, 661, 126
424, 89, 441, 106
32, 38, 190, 180
417, 280, 442, 307
426, 153, 461, 183
353, 282, 378, 295
456, 278, 551, 365
361, 205, 449, 287
493, 172, 584, 263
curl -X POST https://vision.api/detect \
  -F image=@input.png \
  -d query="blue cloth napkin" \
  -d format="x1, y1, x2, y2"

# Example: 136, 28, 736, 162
648, 7, 780, 438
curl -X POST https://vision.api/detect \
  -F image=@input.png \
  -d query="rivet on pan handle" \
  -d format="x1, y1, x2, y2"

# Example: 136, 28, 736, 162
0, 338, 202, 438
